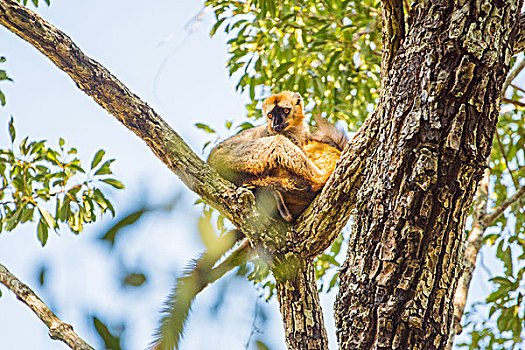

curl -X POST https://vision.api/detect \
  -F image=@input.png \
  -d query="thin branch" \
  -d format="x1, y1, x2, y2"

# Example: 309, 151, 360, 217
502, 97, 525, 108
244, 294, 262, 349
510, 83, 525, 94
484, 184, 525, 226
495, 132, 520, 190
0, 262, 94, 350
501, 59, 525, 99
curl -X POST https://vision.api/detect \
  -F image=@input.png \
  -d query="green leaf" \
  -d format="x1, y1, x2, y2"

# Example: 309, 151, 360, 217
195, 123, 216, 134
100, 208, 146, 246
93, 188, 115, 216
490, 276, 512, 287
256, 341, 270, 350
94, 159, 114, 176
8, 116, 15, 142
58, 196, 71, 222
38, 207, 56, 230
0, 90, 5, 106
100, 178, 125, 189
91, 150, 105, 170
20, 207, 34, 223
92, 317, 122, 350
68, 210, 83, 233
122, 272, 147, 287
37, 218, 49, 246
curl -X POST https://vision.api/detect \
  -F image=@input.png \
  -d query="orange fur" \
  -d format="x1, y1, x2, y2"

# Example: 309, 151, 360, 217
303, 140, 341, 185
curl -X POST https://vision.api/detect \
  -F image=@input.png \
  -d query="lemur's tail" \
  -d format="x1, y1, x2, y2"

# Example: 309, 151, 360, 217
311, 115, 349, 151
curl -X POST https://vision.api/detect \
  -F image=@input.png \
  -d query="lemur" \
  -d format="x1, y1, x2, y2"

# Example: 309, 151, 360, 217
208, 91, 347, 220
152, 92, 347, 349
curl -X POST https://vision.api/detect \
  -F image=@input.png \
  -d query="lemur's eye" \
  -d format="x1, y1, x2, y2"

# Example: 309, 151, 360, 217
284, 108, 290, 114
267, 113, 273, 119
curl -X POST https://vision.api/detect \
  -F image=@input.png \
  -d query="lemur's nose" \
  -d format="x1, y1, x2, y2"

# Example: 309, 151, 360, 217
273, 124, 284, 132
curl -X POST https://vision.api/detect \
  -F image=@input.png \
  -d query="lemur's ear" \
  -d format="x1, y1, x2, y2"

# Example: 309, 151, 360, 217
293, 92, 303, 106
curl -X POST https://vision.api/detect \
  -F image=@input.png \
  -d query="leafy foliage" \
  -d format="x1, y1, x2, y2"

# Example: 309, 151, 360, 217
0, 118, 122, 246
206, 0, 381, 128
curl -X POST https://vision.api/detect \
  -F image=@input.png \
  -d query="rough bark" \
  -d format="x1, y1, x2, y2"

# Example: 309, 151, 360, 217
449, 170, 490, 347
514, 13, 525, 54
381, 0, 405, 82
0, 263, 94, 350
335, 1, 522, 349
274, 259, 328, 350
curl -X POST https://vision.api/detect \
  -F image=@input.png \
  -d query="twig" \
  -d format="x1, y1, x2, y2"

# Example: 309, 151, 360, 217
0, 262, 94, 350
478, 250, 494, 278
501, 59, 525, 99
244, 294, 262, 349
502, 97, 525, 108
495, 132, 520, 190
484, 184, 525, 226
510, 83, 525, 94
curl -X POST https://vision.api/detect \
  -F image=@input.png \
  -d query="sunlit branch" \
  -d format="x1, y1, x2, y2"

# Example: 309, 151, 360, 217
0, 262, 94, 350
484, 184, 525, 227
502, 97, 525, 108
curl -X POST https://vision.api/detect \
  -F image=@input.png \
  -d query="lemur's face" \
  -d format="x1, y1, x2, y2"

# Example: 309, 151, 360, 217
263, 91, 305, 133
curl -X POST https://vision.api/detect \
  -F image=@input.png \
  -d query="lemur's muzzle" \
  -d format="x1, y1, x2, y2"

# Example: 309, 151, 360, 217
272, 114, 288, 133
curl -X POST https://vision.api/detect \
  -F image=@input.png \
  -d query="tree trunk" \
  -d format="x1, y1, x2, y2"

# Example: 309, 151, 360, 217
274, 259, 328, 350
335, 1, 521, 349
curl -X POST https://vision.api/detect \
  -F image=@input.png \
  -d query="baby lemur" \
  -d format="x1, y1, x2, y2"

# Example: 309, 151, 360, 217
208, 91, 347, 220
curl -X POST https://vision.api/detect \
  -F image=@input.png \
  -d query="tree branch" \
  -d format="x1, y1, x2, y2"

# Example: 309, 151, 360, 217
0, 0, 378, 259
448, 175, 525, 349
0, 0, 277, 246
296, 112, 380, 256
502, 58, 525, 99
502, 97, 525, 108
0, 262, 94, 350
484, 183, 525, 226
